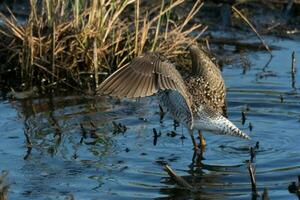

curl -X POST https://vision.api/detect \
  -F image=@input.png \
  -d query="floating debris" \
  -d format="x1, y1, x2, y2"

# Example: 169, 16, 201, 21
112, 121, 127, 134
288, 175, 300, 196
291, 51, 297, 74
257, 71, 277, 79
139, 117, 148, 122
250, 147, 256, 162
167, 131, 177, 137
288, 182, 298, 192
248, 162, 259, 196
280, 94, 284, 103
249, 142, 260, 162
119, 166, 129, 172
79, 123, 88, 144
180, 134, 186, 140
242, 111, 246, 125
153, 128, 161, 146
173, 120, 180, 130
72, 153, 78, 160
249, 122, 253, 132
164, 165, 194, 191
159, 105, 165, 123
262, 187, 270, 200
255, 141, 260, 149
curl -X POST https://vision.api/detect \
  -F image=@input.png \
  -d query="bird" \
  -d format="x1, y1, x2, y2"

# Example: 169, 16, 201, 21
97, 44, 250, 151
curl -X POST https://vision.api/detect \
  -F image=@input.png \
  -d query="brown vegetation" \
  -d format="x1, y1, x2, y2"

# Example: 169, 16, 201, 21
0, 0, 205, 93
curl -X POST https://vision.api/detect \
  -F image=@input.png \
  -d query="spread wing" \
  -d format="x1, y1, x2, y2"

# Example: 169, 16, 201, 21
97, 52, 194, 128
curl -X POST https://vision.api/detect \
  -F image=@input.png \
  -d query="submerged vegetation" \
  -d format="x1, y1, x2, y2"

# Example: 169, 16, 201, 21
0, 0, 205, 93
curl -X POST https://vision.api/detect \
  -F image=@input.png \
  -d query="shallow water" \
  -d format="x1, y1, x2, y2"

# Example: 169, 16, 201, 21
0, 38, 300, 200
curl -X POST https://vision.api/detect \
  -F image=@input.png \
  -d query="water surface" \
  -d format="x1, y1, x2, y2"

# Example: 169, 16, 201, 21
0, 38, 300, 200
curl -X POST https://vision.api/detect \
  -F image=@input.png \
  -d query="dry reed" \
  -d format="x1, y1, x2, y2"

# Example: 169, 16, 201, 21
0, 0, 205, 92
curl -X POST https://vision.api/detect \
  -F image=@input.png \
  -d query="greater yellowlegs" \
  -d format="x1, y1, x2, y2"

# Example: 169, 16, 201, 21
98, 44, 250, 150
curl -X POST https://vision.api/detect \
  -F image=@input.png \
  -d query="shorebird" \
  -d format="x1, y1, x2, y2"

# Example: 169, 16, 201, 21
97, 44, 250, 151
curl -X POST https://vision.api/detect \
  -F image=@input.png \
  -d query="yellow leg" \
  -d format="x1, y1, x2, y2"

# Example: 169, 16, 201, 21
189, 129, 198, 151
198, 131, 206, 150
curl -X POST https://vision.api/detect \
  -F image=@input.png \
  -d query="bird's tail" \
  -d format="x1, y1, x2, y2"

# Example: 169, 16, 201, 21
194, 105, 250, 140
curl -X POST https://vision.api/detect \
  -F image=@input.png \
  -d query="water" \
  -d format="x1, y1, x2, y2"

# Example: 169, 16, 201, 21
0, 38, 300, 200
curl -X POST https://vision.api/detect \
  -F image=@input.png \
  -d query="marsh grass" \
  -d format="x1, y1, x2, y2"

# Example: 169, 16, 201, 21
0, 0, 205, 93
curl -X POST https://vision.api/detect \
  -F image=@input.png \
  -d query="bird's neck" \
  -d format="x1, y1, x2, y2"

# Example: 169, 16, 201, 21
191, 53, 206, 76
191, 54, 200, 75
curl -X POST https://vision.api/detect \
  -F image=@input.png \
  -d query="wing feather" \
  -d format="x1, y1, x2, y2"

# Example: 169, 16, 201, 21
97, 52, 194, 127
102, 66, 131, 94
118, 70, 139, 97
160, 75, 168, 90
131, 76, 145, 97
165, 75, 174, 90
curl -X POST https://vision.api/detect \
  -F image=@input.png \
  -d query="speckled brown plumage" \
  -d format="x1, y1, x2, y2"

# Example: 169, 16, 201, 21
186, 45, 226, 116
185, 77, 224, 113
97, 44, 250, 141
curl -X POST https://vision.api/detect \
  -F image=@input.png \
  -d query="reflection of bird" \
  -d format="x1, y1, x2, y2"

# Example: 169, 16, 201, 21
97, 44, 250, 150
